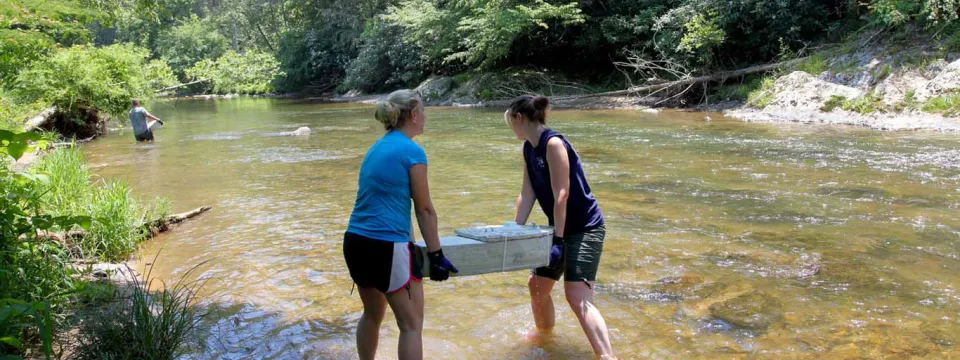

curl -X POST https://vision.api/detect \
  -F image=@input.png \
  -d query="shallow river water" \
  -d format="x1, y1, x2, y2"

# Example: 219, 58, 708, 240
82, 98, 960, 359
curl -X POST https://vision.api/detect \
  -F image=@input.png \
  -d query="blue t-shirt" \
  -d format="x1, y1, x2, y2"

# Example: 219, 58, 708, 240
523, 128, 603, 235
347, 130, 428, 242
129, 107, 148, 135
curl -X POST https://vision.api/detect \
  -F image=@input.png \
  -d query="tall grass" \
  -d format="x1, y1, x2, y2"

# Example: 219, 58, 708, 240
795, 54, 828, 75
922, 94, 960, 117
32, 149, 159, 261
746, 76, 778, 109
76, 260, 207, 360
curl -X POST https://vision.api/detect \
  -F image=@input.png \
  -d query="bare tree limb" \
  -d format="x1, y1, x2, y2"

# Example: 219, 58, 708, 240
574, 57, 809, 100
160, 79, 210, 92
27, 206, 213, 244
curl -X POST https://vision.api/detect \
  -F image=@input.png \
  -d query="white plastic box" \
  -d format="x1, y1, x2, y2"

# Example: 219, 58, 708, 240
414, 224, 553, 277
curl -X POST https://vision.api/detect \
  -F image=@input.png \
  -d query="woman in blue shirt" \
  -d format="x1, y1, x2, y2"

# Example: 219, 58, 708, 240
505, 95, 617, 359
343, 90, 458, 360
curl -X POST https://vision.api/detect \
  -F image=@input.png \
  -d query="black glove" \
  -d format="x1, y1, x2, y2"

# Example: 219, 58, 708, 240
427, 249, 459, 281
548, 236, 564, 270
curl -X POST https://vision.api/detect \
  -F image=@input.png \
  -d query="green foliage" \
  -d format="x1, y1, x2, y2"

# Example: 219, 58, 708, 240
33, 149, 153, 262
186, 50, 283, 94
812, 92, 885, 114
0, 131, 92, 359
383, 0, 460, 72
156, 16, 229, 79
0, 299, 54, 359
820, 95, 848, 112
943, 24, 960, 52
895, 89, 920, 112
451, 0, 585, 68
275, 0, 378, 92
874, 63, 893, 81
14, 44, 176, 119
76, 261, 206, 360
922, 93, 960, 116
869, 0, 924, 26
0, 30, 55, 87
677, 12, 725, 55
341, 19, 425, 93
0, 91, 45, 131
0, 0, 107, 86
0, 129, 180, 358
746, 76, 777, 109
841, 93, 885, 114
0, 0, 104, 46
387, 0, 584, 69
796, 55, 829, 75
712, 76, 765, 102
868, 0, 960, 26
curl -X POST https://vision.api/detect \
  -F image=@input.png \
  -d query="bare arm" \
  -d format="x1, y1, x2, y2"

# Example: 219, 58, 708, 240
410, 164, 440, 252
145, 112, 160, 121
514, 164, 536, 225
545, 137, 570, 237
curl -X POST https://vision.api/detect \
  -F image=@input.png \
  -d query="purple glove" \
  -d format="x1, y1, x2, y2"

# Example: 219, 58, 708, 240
548, 236, 564, 270
427, 249, 459, 281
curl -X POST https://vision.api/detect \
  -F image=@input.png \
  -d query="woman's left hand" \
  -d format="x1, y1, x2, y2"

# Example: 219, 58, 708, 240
548, 236, 564, 270
427, 249, 459, 281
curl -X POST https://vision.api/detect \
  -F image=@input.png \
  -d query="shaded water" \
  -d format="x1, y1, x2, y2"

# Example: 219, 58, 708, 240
83, 98, 960, 359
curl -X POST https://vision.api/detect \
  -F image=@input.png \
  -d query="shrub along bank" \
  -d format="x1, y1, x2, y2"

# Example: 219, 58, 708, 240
0, 138, 204, 359
1, 3, 204, 358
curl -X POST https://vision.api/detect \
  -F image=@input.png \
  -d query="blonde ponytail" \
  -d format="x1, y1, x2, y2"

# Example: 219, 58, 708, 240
374, 89, 421, 130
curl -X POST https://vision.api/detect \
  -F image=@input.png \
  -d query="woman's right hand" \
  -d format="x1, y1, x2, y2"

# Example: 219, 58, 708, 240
427, 249, 459, 281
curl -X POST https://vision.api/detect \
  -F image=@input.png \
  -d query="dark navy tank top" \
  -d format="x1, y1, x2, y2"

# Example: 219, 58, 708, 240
523, 128, 603, 235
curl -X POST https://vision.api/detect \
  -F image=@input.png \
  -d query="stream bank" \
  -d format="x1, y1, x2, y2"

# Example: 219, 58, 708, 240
320, 33, 960, 132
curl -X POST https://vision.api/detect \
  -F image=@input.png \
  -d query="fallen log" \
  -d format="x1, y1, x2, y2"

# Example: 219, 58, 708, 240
159, 79, 209, 92
569, 57, 809, 100
23, 106, 57, 132
26, 206, 212, 243
144, 206, 213, 237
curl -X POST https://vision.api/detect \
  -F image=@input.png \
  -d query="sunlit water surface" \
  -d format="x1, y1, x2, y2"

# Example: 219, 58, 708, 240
82, 98, 960, 359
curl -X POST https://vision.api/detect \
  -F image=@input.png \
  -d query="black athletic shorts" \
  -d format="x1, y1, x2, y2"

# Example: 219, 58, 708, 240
343, 232, 423, 294
532, 224, 605, 282
134, 131, 154, 142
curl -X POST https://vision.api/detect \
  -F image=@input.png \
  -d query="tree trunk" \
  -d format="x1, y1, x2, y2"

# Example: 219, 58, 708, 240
159, 79, 210, 92
28, 206, 212, 243
570, 57, 809, 100
23, 106, 57, 132
256, 24, 276, 52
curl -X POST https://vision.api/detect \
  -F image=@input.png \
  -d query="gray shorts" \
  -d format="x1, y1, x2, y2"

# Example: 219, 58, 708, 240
533, 224, 605, 282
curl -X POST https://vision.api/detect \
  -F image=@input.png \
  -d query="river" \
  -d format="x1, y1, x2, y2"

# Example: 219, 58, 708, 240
82, 98, 960, 359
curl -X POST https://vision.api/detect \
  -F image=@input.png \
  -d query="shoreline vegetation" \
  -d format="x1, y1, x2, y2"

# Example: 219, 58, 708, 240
4, 0, 960, 358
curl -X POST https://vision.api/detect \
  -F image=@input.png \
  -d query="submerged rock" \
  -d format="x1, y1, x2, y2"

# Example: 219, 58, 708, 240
708, 291, 784, 330
921, 320, 960, 346
602, 274, 705, 303
275, 127, 311, 136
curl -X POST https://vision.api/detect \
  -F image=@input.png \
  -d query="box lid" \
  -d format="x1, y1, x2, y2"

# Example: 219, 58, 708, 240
454, 223, 552, 243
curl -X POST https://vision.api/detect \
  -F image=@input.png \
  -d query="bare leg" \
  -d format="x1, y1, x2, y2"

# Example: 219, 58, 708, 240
528, 275, 558, 330
357, 287, 387, 360
386, 281, 424, 360
564, 281, 615, 359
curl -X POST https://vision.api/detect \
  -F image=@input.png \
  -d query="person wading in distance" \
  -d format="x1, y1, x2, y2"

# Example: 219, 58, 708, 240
128, 99, 162, 142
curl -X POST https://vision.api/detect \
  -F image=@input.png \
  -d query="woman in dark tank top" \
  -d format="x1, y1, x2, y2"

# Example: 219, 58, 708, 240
505, 95, 617, 359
